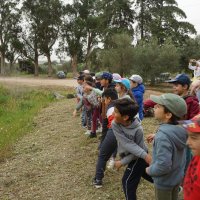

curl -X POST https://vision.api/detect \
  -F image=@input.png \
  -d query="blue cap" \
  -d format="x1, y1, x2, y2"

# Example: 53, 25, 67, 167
101, 72, 113, 80
167, 73, 191, 86
115, 78, 131, 90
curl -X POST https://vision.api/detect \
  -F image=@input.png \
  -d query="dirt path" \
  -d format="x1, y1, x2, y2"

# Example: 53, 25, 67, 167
0, 77, 77, 88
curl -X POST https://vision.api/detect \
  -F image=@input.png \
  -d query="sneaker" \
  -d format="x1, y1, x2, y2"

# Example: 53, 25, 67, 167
93, 178, 102, 188
84, 130, 91, 135
107, 157, 115, 170
89, 132, 97, 138
96, 126, 102, 133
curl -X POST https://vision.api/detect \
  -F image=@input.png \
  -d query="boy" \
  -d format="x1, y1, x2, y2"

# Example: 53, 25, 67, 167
112, 98, 152, 200
129, 74, 145, 120
146, 93, 188, 200
93, 88, 118, 188
183, 114, 200, 200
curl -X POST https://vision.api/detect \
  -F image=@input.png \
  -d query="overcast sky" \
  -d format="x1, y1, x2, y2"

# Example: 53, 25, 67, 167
176, 0, 200, 34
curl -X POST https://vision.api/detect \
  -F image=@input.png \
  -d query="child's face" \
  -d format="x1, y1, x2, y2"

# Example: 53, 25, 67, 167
130, 81, 138, 89
104, 97, 111, 105
187, 131, 200, 156
172, 83, 186, 96
83, 83, 90, 93
77, 79, 84, 85
113, 107, 129, 125
115, 83, 122, 93
100, 79, 108, 87
153, 104, 170, 122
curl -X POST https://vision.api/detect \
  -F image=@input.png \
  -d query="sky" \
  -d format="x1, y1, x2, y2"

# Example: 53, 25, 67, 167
176, 0, 200, 34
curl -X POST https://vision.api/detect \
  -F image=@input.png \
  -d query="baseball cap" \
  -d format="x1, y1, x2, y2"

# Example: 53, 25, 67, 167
83, 69, 90, 74
112, 73, 121, 81
115, 78, 131, 90
181, 114, 200, 133
101, 72, 113, 80
166, 73, 191, 86
150, 93, 187, 118
95, 72, 103, 80
129, 75, 143, 84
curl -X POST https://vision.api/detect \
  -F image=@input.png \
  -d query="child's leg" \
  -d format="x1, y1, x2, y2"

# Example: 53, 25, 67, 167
122, 158, 146, 200
81, 106, 87, 127
95, 129, 117, 181
155, 185, 179, 200
91, 107, 98, 133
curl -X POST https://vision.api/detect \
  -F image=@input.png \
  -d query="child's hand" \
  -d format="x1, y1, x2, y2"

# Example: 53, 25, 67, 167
73, 110, 77, 117
146, 134, 155, 143
146, 167, 150, 175
144, 154, 152, 165
114, 160, 122, 170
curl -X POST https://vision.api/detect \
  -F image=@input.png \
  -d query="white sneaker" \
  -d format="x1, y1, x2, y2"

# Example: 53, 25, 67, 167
96, 126, 102, 133
84, 130, 91, 135
107, 157, 115, 170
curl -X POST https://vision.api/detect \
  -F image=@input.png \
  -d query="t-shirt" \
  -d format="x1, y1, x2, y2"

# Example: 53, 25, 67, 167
184, 156, 200, 200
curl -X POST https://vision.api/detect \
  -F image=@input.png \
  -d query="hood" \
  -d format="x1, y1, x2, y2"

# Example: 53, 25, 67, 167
159, 124, 187, 150
132, 84, 145, 94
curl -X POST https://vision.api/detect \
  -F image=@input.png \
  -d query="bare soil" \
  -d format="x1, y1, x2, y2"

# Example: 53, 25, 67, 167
0, 77, 163, 200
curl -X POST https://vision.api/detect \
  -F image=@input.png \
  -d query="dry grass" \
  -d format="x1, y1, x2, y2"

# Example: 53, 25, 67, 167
0, 90, 162, 200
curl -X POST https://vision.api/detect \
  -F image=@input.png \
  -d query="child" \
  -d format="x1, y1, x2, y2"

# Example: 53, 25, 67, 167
93, 88, 118, 188
146, 93, 188, 200
129, 74, 145, 120
112, 98, 152, 200
183, 114, 200, 200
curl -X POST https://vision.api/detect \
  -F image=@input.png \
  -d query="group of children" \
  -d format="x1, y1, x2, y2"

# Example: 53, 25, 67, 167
73, 70, 200, 200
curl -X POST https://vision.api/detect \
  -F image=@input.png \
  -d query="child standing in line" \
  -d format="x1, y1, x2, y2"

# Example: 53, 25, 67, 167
183, 114, 200, 200
146, 93, 188, 200
112, 98, 152, 200
129, 74, 145, 120
93, 88, 118, 188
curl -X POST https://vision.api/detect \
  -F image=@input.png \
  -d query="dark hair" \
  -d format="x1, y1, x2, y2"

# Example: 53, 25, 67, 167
85, 81, 95, 87
114, 98, 139, 121
163, 106, 180, 125
84, 75, 94, 83
102, 88, 118, 100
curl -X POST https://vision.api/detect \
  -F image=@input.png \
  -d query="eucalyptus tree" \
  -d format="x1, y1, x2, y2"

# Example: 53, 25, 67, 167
0, 0, 21, 74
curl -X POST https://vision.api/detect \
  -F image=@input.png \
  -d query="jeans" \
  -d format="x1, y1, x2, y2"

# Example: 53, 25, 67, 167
122, 158, 153, 200
81, 106, 86, 127
91, 107, 102, 133
95, 129, 117, 180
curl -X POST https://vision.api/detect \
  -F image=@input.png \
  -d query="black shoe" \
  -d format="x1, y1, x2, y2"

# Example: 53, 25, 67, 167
92, 178, 102, 188
89, 132, 97, 138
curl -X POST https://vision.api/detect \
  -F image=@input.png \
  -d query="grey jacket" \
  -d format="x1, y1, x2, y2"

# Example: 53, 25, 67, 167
112, 119, 148, 165
148, 124, 187, 189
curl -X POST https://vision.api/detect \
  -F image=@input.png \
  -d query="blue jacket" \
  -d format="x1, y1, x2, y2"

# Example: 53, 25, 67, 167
148, 124, 187, 190
131, 84, 145, 120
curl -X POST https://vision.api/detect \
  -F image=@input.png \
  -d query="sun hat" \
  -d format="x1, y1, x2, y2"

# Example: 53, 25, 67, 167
115, 78, 131, 90
166, 73, 191, 86
112, 73, 121, 81
129, 75, 143, 84
150, 93, 187, 118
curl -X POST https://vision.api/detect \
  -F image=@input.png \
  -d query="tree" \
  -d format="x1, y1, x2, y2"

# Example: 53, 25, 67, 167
0, 0, 21, 74
133, 38, 180, 85
135, 0, 196, 45
100, 33, 134, 76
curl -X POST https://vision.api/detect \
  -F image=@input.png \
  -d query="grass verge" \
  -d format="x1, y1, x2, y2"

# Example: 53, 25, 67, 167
0, 85, 55, 161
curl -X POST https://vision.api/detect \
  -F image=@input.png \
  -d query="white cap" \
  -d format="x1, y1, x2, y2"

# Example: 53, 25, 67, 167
129, 75, 143, 84
112, 73, 121, 81
83, 69, 90, 74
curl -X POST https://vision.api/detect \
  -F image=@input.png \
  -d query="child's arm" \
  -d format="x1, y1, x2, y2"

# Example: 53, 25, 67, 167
75, 97, 83, 111
146, 136, 173, 176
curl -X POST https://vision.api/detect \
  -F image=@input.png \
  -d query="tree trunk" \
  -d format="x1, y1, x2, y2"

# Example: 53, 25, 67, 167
9, 62, 13, 74
71, 54, 77, 77
0, 53, 6, 75
47, 54, 53, 77
140, 0, 144, 39
34, 58, 39, 76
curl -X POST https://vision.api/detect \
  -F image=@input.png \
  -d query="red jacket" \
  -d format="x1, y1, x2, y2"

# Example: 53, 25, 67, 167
183, 95, 199, 120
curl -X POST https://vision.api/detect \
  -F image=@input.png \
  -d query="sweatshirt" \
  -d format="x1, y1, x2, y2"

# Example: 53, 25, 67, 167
148, 124, 187, 190
111, 119, 148, 165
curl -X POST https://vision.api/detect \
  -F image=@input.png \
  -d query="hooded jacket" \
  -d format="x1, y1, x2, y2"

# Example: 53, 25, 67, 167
131, 84, 145, 120
148, 124, 187, 189
112, 119, 148, 165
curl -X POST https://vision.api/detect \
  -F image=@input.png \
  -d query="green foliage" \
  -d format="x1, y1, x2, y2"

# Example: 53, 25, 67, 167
133, 38, 180, 84
0, 86, 54, 149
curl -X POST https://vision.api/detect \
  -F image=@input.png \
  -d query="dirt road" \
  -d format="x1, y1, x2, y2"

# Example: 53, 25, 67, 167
0, 77, 78, 88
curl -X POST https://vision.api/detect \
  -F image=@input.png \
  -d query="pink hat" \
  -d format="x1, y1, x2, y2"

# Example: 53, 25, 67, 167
112, 73, 121, 81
